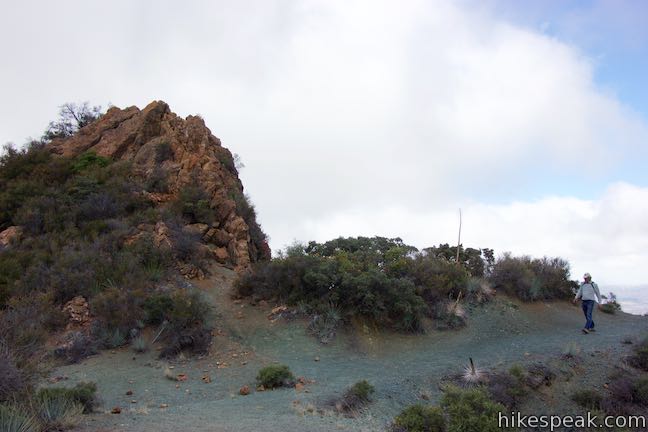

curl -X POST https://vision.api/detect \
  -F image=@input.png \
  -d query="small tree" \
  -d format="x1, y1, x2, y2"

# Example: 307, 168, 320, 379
43, 102, 103, 141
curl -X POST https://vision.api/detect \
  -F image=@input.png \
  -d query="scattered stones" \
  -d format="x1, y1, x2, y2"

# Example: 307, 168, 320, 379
131, 400, 137, 404
314, 356, 320, 362
160, 404, 169, 409
295, 383, 304, 392
111, 407, 121, 414
126, 390, 133, 396
268, 305, 288, 321
239, 385, 251, 396
202, 374, 212, 383
177, 374, 188, 381
257, 385, 265, 392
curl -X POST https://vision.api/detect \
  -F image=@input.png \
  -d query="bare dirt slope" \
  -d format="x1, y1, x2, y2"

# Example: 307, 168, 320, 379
53, 266, 648, 432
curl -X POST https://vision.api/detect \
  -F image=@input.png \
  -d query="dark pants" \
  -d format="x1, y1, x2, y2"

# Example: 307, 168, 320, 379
581, 300, 595, 330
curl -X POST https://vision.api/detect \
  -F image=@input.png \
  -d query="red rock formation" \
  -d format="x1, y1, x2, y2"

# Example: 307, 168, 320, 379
48, 101, 270, 270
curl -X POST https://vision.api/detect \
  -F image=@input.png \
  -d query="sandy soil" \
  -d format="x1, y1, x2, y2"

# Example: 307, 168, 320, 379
46, 265, 648, 432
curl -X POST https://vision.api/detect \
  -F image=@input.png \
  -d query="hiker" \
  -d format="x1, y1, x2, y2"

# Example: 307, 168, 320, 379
572, 272, 602, 334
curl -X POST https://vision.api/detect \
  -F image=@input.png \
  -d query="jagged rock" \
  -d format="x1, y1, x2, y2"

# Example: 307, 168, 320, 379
178, 263, 205, 280
62, 296, 91, 328
212, 247, 230, 264
47, 101, 271, 269
203, 228, 231, 247
239, 385, 251, 396
0, 226, 22, 248
184, 223, 209, 237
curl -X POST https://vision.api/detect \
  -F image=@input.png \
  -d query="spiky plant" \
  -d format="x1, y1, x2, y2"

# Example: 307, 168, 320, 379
0, 405, 39, 432
462, 357, 487, 385
33, 393, 83, 430
131, 335, 149, 353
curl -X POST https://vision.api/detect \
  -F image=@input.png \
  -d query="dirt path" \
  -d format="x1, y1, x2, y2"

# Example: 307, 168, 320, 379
56, 267, 648, 432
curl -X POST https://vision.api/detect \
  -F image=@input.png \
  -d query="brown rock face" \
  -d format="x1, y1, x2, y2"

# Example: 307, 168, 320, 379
0, 226, 23, 248
47, 101, 270, 270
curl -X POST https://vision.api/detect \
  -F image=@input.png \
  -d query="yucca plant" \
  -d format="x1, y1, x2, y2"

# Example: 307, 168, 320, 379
33, 393, 83, 431
0, 405, 39, 432
131, 335, 149, 353
462, 357, 487, 385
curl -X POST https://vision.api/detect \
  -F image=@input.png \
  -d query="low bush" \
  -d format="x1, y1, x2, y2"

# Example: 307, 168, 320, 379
572, 389, 602, 410
256, 364, 295, 389
441, 385, 505, 432
337, 380, 375, 413
0, 404, 39, 432
0, 343, 25, 402
487, 366, 527, 409
307, 304, 341, 344
173, 186, 215, 225
488, 254, 577, 301
601, 373, 636, 415
431, 301, 466, 330
392, 404, 446, 432
634, 376, 648, 406
53, 331, 97, 365
162, 289, 212, 352
154, 141, 173, 163
37, 382, 98, 414
525, 363, 556, 389
629, 337, 648, 371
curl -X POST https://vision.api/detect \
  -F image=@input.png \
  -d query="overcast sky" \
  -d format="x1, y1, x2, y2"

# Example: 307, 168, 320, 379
2, 0, 647, 312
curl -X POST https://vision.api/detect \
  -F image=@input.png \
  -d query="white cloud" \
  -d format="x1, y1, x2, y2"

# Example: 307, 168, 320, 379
1, 1, 647, 308
288, 182, 648, 310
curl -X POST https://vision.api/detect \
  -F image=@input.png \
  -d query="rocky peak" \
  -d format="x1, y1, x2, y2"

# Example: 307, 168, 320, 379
48, 101, 270, 270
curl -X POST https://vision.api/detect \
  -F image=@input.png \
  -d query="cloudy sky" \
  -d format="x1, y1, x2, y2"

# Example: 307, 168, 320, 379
2, 0, 647, 312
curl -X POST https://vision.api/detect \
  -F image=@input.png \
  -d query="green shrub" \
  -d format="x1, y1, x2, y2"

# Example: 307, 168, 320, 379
599, 302, 622, 314
91, 287, 145, 339
256, 364, 295, 389
630, 338, 648, 371
441, 385, 505, 432
571, 389, 602, 410
0, 343, 25, 402
157, 289, 213, 358
173, 186, 215, 225
337, 380, 375, 413
487, 368, 527, 409
393, 404, 446, 432
37, 381, 98, 414
154, 141, 173, 163
71, 151, 110, 173
0, 404, 39, 432
143, 294, 174, 325
633, 376, 648, 406
489, 254, 576, 301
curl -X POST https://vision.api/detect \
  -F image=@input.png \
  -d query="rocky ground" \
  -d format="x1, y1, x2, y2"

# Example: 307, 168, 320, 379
44, 265, 648, 432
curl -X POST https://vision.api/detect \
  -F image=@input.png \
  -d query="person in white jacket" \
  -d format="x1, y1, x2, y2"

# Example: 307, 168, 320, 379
572, 272, 602, 334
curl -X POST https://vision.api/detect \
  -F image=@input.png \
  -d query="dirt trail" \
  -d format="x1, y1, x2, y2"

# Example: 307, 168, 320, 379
55, 266, 648, 432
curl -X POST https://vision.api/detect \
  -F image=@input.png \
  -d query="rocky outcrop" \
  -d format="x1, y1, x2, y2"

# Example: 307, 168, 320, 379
48, 101, 270, 270
62, 296, 91, 329
0, 226, 22, 248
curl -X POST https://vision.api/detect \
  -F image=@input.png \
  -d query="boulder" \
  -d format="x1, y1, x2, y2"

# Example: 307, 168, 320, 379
0, 226, 22, 248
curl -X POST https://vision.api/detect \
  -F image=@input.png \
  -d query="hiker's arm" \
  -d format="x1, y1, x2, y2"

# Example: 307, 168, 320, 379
593, 283, 602, 303
573, 286, 582, 303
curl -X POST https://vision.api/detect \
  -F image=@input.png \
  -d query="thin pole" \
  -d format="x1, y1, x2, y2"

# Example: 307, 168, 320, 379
456, 208, 462, 265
